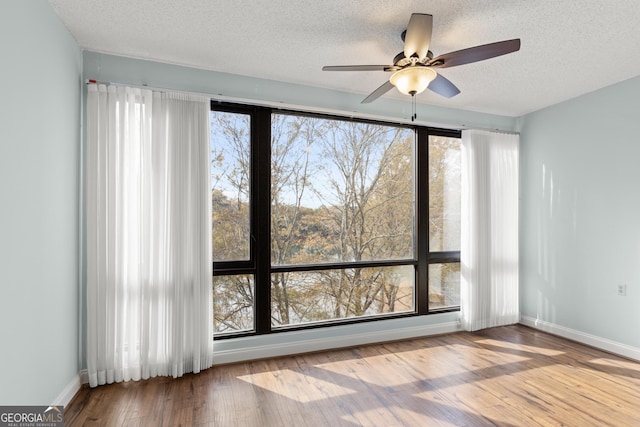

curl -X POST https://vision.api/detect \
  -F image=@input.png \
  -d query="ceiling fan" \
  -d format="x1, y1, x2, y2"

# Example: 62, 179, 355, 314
322, 13, 521, 105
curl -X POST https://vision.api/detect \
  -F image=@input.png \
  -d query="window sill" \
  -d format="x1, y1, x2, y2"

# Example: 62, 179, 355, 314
212, 311, 461, 365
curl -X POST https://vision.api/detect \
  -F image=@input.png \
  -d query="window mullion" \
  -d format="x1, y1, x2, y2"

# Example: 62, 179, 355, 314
253, 107, 272, 335
416, 127, 429, 314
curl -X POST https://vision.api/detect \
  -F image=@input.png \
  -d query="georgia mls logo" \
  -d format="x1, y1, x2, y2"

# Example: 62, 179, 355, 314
0, 405, 64, 426
44, 406, 63, 420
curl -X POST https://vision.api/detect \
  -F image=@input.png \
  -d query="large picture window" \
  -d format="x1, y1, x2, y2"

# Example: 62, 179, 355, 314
211, 104, 460, 336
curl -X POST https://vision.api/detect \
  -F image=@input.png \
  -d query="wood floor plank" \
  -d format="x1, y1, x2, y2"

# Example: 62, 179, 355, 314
65, 325, 640, 426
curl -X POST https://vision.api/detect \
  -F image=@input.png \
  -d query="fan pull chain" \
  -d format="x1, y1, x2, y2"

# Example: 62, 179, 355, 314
411, 94, 417, 122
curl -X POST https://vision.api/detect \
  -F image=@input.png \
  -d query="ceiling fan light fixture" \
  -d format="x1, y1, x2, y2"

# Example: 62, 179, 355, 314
390, 66, 437, 96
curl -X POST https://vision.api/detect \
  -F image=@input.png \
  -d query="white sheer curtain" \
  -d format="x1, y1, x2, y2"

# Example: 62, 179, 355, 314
85, 84, 213, 387
460, 129, 519, 331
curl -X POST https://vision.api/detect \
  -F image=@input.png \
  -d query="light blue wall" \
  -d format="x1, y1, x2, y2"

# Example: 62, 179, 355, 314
519, 76, 640, 347
0, 1, 81, 404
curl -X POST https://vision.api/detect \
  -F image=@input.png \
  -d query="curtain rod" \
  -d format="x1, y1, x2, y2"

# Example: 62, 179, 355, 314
84, 79, 519, 134
85, 79, 231, 102
462, 127, 520, 136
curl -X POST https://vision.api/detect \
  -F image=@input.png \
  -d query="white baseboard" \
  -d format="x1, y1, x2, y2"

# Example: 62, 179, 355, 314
213, 320, 462, 365
520, 316, 640, 362
53, 372, 84, 407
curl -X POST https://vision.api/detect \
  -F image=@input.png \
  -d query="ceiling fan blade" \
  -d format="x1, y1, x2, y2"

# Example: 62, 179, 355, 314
403, 13, 433, 60
323, 65, 390, 71
430, 39, 521, 68
428, 73, 460, 98
362, 80, 395, 104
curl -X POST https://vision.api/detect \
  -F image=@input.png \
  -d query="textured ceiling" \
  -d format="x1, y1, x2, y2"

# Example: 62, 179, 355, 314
49, 0, 640, 116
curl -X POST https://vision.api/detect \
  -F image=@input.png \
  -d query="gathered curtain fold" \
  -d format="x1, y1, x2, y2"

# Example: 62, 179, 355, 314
460, 129, 519, 331
85, 84, 213, 387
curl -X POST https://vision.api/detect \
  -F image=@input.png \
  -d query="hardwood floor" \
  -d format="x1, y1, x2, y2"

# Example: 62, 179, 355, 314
64, 325, 640, 426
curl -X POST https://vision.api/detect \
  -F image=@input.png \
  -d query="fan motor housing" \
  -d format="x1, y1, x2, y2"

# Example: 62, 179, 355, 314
393, 51, 433, 67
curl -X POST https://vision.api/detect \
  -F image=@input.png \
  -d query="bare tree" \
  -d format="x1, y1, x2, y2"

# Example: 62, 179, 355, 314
270, 115, 325, 325
211, 112, 254, 332
314, 121, 414, 318
211, 112, 251, 261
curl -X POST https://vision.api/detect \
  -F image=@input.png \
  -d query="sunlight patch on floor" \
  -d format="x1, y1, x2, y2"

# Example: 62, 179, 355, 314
476, 338, 565, 356
589, 357, 640, 372
447, 343, 532, 369
238, 369, 356, 403
315, 354, 419, 387
415, 378, 504, 411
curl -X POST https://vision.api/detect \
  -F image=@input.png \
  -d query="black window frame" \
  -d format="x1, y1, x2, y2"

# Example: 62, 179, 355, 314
211, 101, 461, 339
